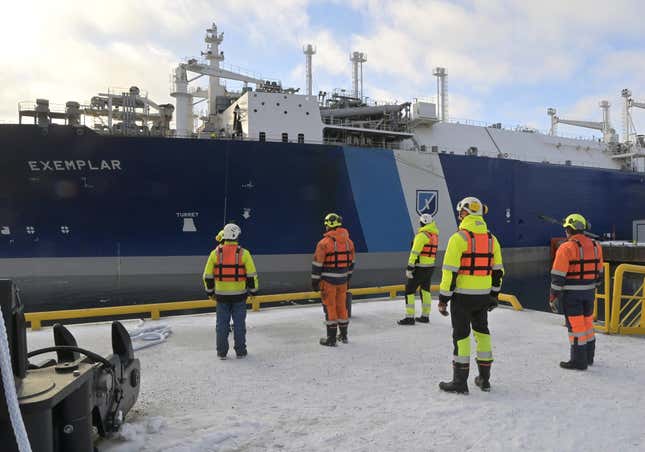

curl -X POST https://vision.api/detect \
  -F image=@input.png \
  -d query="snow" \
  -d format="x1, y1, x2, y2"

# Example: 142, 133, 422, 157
26, 298, 645, 452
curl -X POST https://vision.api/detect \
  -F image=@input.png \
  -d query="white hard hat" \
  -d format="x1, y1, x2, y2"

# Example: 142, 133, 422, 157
221, 223, 241, 241
456, 197, 487, 216
419, 213, 434, 225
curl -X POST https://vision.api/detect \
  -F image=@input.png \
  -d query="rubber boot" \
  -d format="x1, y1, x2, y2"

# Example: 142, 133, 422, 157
439, 362, 469, 394
397, 317, 415, 325
338, 324, 348, 344
320, 324, 337, 347
560, 344, 588, 370
415, 316, 430, 323
586, 340, 595, 366
474, 360, 491, 392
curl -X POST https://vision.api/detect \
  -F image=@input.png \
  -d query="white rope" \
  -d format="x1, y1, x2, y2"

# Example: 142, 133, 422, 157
128, 320, 172, 351
0, 308, 32, 452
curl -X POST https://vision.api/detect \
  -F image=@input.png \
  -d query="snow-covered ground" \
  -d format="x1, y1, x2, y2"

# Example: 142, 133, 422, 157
26, 298, 645, 452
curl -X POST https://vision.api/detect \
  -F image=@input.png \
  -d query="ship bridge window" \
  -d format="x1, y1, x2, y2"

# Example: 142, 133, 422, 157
259, 132, 266, 142
298, 133, 304, 144
282, 133, 288, 143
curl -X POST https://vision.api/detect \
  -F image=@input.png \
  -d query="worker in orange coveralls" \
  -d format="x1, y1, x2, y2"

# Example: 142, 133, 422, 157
550, 213, 603, 370
311, 213, 355, 347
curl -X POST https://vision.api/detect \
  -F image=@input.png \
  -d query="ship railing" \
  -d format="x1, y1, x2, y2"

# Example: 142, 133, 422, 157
18, 101, 68, 115
23, 284, 523, 331
321, 117, 408, 132
180, 57, 268, 83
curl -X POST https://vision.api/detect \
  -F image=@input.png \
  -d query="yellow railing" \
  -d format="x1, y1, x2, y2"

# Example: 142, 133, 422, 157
593, 263, 611, 333
608, 264, 645, 335
24, 284, 523, 331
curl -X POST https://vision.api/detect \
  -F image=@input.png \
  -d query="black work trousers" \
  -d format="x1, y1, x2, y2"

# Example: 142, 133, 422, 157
450, 293, 491, 358
404, 267, 434, 294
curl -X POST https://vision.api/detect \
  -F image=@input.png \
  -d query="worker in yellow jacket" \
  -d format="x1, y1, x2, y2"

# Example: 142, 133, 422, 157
398, 213, 439, 325
438, 197, 503, 394
203, 223, 258, 359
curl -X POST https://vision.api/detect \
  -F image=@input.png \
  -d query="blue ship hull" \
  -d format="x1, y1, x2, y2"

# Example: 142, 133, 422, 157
1, 124, 644, 310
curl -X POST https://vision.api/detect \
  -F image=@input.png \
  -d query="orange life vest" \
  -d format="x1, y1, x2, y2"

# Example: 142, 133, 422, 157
213, 244, 247, 281
323, 237, 352, 270
458, 230, 493, 276
566, 238, 601, 282
420, 231, 438, 259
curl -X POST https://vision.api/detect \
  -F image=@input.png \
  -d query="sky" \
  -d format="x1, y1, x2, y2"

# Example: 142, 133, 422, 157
1, 0, 644, 139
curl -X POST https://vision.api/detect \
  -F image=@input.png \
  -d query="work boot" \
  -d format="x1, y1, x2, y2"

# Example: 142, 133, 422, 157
338, 324, 348, 344
415, 316, 430, 323
397, 317, 415, 325
320, 324, 338, 347
236, 349, 247, 359
474, 360, 491, 392
586, 340, 595, 366
439, 362, 469, 394
217, 352, 227, 360
560, 344, 588, 370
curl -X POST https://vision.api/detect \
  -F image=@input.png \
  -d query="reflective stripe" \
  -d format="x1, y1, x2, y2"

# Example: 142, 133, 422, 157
206, 289, 214, 294
551, 269, 567, 277
453, 355, 470, 364
562, 284, 596, 291
454, 287, 491, 295
477, 351, 493, 360
570, 331, 587, 338
492, 264, 504, 270
338, 319, 349, 325
214, 289, 248, 295
311, 274, 321, 280
440, 290, 453, 297
443, 265, 460, 272
325, 320, 338, 326
491, 286, 501, 292
411, 250, 420, 256
551, 283, 563, 291
312, 261, 323, 267
321, 272, 349, 278
246, 272, 258, 277
415, 263, 435, 268
204, 274, 214, 280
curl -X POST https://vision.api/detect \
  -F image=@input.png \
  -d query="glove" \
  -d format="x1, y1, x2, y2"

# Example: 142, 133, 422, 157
488, 291, 499, 312
311, 279, 320, 292
206, 291, 215, 301
405, 265, 415, 279
438, 294, 450, 317
548, 293, 559, 313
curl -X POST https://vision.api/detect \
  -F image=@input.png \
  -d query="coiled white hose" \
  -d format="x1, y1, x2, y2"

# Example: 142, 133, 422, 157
0, 308, 32, 452
128, 320, 172, 351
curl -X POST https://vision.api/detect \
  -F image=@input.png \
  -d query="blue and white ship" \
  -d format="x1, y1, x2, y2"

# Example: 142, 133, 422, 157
1, 22, 645, 310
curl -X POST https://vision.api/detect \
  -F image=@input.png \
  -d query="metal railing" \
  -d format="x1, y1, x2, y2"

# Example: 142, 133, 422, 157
608, 264, 645, 335
24, 284, 522, 331
593, 263, 611, 332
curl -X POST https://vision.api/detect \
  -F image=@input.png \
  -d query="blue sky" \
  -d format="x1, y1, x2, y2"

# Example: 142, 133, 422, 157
2, 0, 644, 139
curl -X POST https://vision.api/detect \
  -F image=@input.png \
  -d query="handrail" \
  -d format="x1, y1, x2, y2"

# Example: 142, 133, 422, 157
609, 264, 645, 334
593, 263, 611, 332
24, 284, 522, 331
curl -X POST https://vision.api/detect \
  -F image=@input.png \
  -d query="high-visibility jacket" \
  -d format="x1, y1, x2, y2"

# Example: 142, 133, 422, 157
203, 241, 259, 296
408, 222, 440, 268
311, 227, 355, 285
440, 215, 503, 297
550, 234, 604, 294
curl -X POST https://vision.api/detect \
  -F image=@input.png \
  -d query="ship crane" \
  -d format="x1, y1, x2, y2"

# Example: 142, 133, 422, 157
621, 89, 645, 146
547, 100, 617, 143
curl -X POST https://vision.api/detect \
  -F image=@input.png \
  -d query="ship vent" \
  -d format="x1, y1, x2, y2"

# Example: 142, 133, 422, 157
420, 145, 427, 152
431, 146, 439, 153
466, 146, 478, 156
565, 160, 572, 166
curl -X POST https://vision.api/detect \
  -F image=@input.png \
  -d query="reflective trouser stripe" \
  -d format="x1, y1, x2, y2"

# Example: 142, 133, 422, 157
568, 315, 587, 345
562, 284, 597, 290
455, 336, 470, 362
473, 330, 493, 362
583, 315, 595, 342
421, 289, 431, 315
325, 320, 338, 326
405, 293, 415, 317
338, 319, 349, 325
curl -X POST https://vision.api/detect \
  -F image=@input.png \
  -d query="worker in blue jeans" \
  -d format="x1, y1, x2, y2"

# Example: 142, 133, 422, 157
203, 224, 259, 359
